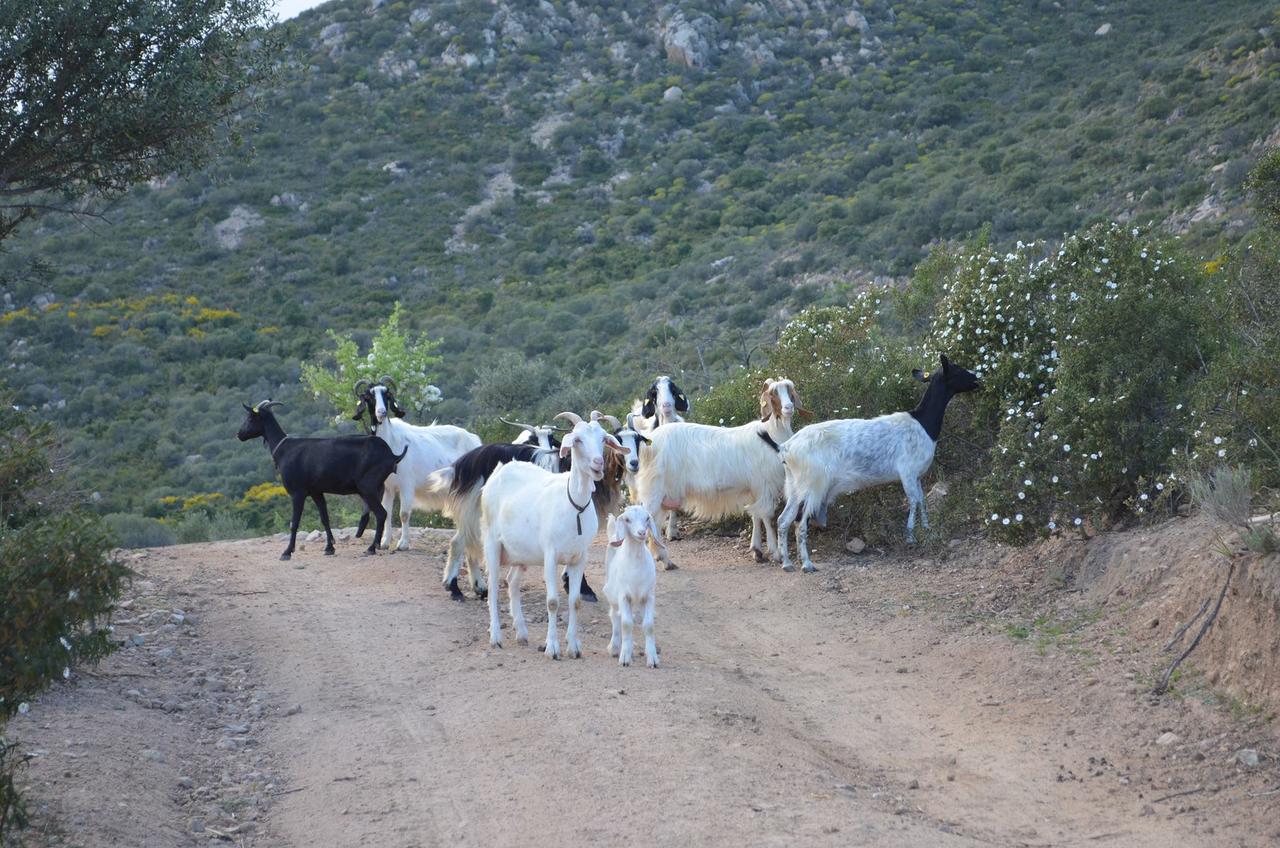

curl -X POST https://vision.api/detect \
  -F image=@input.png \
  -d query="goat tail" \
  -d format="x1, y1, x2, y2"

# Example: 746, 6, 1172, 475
416, 466, 459, 517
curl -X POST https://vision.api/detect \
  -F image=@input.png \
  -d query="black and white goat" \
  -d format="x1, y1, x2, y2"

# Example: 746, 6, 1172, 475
633, 375, 690, 429
352, 378, 481, 551
237, 400, 407, 560
481, 412, 628, 658
628, 376, 689, 538
776, 356, 981, 572
633, 378, 803, 567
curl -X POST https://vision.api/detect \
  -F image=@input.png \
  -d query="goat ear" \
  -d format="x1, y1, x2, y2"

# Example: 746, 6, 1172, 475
940, 354, 951, 370
641, 398, 655, 418
759, 387, 775, 422
607, 515, 624, 547
675, 392, 689, 412
242, 403, 253, 412
559, 433, 577, 458
645, 515, 668, 558
639, 433, 652, 445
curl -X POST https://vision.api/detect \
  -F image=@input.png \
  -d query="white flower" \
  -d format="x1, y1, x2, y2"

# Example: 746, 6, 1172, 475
1024, 479, 1032, 486
1047, 521, 1057, 530
990, 513, 999, 521
1140, 493, 1149, 501
1018, 491, 1026, 500
1063, 444, 1071, 452
63, 667, 70, 679
17, 702, 29, 715
1213, 436, 1222, 445
1073, 517, 1083, 526
1002, 517, 1010, 525
1156, 482, 1165, 491
1217, 449, 1226, 457
1015, 513, 1023, 522
60, 636, 72, 650
1052, 475, 1059, 483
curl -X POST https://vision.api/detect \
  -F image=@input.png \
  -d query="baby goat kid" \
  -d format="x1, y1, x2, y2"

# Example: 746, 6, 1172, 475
481, 413, 628, 659
237, 400, 407, 560
776, 356, 980, 572
603, 506, 662, 668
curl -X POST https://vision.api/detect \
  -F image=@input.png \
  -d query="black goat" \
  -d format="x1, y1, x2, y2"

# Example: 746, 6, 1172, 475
237, 400, 408, 560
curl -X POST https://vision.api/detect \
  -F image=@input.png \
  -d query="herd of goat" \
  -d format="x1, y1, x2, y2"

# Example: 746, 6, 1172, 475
237, 356, 980, 665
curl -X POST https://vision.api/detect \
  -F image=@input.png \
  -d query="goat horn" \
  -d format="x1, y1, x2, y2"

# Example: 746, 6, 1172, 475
597, 414, 622, 430
554, 411, 583, 426
499, 417, 544, 433
378, 375, 397, 392
353, 379, 370, 398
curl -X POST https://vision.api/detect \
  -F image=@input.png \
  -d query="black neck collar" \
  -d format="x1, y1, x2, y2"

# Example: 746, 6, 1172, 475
757, 429, 781, 453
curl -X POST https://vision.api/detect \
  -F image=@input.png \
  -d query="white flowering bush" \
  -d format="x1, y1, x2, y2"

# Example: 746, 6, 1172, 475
300, 302, 444, 422
929, 224, 1213, 539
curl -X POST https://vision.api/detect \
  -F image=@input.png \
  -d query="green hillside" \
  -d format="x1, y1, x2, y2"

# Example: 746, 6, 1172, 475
1, 0, 1278, 520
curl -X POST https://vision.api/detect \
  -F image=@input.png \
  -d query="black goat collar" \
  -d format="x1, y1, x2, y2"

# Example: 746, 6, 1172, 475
566, 477, 591, 535
757, 430, 781, 453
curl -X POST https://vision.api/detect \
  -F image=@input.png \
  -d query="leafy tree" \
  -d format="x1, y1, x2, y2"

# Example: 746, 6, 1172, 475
301, 302, 445, 422
1, 384, 130, 838
0, 0, 279, 242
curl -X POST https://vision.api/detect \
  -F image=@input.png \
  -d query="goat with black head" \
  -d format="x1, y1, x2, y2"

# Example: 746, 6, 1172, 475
238, 400, 408, 560
776, 355, 981, 572
350, 377, 481, 550
638, 376, 690, 427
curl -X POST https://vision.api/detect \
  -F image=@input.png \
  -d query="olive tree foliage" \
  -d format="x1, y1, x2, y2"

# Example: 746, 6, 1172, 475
0, 0, 279, 243
300, 303, 445, 423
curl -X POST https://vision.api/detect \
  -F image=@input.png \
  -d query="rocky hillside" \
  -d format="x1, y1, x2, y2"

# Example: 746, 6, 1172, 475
1, 0, 1278, 514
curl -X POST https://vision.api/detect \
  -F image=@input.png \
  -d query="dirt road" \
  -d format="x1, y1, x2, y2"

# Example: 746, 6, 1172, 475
13, 529, 1279, 847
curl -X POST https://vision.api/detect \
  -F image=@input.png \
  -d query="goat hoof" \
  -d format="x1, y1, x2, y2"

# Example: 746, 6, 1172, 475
663, 561, 679, 571
363, 548, 377, 557
752, 548, 766, 563
780, 562, 795, 573
491, 640, 502, 650
280, 552, 292, 561
448, 589, 465, 602
475, 589, 488, 601
580, 590, 598, 604
324, 548, 335, 556
802, 564, 818, 574
517, 636, 529, 647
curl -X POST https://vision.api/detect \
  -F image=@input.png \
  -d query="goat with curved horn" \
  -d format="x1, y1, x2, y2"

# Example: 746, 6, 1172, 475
554, 411, 583, 426
353, 379, 370, 399
500, 417, 544, 434
590, 410, 622, 431
378, 375, 398, 393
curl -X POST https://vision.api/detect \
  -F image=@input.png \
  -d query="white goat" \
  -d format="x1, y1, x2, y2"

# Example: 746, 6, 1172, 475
481, 413, 628, 658
355, 380, 481, 551
603, 506, 662, 668
776, 356, 981, 573
420, 441, 561, 600
633, 378, 802, 567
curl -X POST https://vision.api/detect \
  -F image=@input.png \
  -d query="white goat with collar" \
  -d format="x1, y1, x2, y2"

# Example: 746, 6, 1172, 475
481, 412, 628, 658
632, 378, 802, 567
603, 506, 661, 668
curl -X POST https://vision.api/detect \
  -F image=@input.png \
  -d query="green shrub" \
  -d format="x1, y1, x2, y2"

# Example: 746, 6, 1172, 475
1, 390, 129, 838
104, 513, 178, 548
929, 224, 1214, 538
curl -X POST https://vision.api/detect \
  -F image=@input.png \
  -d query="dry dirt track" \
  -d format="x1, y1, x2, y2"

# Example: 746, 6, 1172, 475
15, 529, 1280, 847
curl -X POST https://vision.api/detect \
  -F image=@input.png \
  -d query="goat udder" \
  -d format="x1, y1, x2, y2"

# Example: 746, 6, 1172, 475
660, 496, 683, 510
